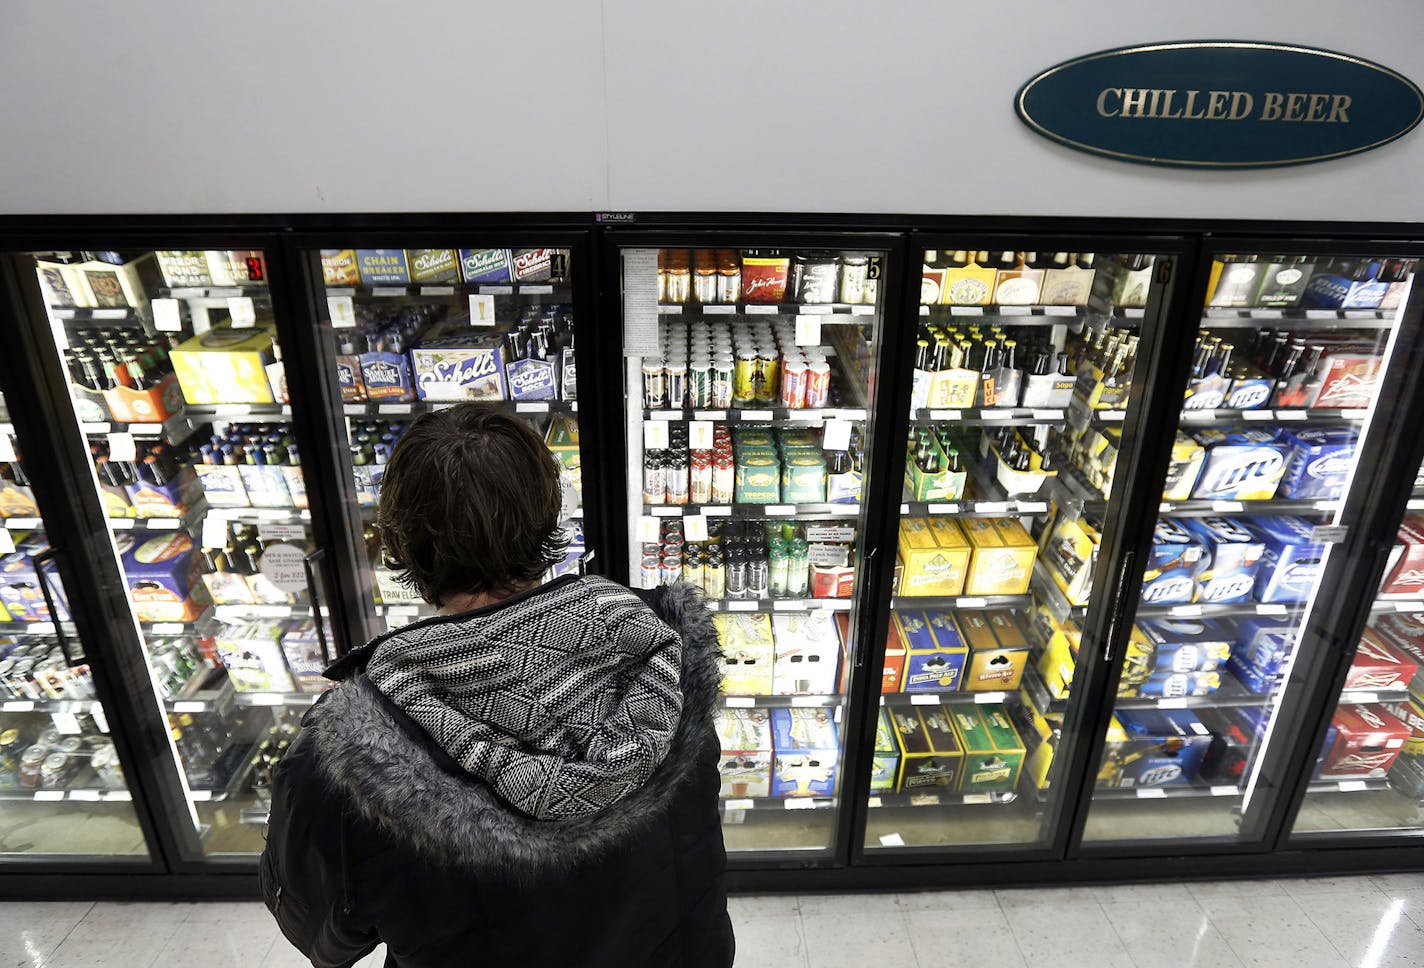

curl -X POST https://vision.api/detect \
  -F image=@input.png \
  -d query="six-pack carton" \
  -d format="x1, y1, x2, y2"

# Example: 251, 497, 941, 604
769, 708, 839, 798
715, 708, 773, 798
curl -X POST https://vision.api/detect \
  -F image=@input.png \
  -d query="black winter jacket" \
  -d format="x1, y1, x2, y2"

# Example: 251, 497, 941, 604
260, 579, 733, 968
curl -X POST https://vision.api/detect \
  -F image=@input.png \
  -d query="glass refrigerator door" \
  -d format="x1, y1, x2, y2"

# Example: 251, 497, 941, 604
305, 245, 584, 640
620, 243, 886, 856
862, 247, 1158, 852
0, 411, 149, 858
1083, 249, 1413, 845
24, 247, 324, 856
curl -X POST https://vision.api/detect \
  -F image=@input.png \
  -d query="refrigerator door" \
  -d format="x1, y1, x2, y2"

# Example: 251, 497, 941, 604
1081, 248, 1416, 847
617, 239, 893, 859
862, 245, 1174, 854
17, 246, 327, 858
0, 408, 151, 859
298, 240, 592, 643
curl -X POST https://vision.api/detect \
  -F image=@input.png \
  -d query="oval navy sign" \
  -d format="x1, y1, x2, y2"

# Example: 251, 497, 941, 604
1016, 41, 1424, 168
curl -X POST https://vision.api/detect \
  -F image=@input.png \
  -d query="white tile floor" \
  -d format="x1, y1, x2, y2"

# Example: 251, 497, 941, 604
2, 874, 1423, 967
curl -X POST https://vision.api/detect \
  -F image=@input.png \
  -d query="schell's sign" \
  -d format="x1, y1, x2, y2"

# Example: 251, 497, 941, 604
1015, 41, 1424, 168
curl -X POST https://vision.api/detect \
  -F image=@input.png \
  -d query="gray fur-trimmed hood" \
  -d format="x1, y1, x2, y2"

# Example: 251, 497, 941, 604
305, 579, 721, 878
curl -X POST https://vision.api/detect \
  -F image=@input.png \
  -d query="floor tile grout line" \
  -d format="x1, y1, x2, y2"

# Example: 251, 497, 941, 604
993, 892, 1038, 968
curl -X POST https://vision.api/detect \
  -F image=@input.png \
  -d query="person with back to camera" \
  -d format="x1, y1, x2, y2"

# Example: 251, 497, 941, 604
261, 402, 733, 968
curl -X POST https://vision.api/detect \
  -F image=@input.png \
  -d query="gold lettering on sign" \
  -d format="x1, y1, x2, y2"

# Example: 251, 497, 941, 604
1098, 88, 1350, 123
1096, 88, 1122, 117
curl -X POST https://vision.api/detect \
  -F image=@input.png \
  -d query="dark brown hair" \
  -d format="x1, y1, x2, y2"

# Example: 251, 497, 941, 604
375, 403, 567, 606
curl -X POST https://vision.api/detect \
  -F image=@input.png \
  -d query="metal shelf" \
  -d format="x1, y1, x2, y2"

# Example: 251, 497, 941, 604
0, 516, 43, 532
80, 411, 201, 446
704, 598, 852, 613
1179, 407, 1367, 427
644, 502, 860, 520
1337, 688, 1410, 706
0, 787, 133, 803
911, 407, 1069, 426
326, 282, 572, 300
721, 694, 842, 709
899, 498, 1050, 517
659, 302, 874, 318
644, 406, 866, 424
49, 307, 142, 323
1136, 601, 1306, 619
343, 399, 576, 417
890, 592, 1032, 611
880, 689, 1015, 708
212, 603, 311, 621
0, 697, 102, 716
868, 789, 1019, 808
1155, 497, 1343, 518
1093, 781, 1244, 801
918, 305, 1144, 326
1202, 307, 1395, 327
183, 403, 292, 420
106, 504, 206, 533
719, 795, 837, 813
230, 691, 321, 709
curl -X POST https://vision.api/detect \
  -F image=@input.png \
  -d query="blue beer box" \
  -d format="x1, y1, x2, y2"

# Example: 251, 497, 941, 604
1136, 618, 1233, 672
769, 708, 839, 798
355, 250, 410, 285
1189, 429, 1289, 501
1180, 517, 1264, 604
895, 610, 968, 692
1227, 649, 1290, 695
410, 330, 507, 402
1301, 264, 1389, 310
1109, 709, 1212, 787
1140, 519, 1204, 605
459, 248, 513, 284
1235, 617, 1297, 668
1278, 427, 1357, 500
1245, 516, 1326, 604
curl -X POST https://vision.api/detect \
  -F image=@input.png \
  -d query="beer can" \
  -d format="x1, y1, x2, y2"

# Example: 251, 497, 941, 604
18, 746, 45, 788
642, 455, 666, 505
754, 351, 779, 403
781, 359, 808, 409
705, 553, 726, 600
840, 256, 869, 304
734, 350, 758, 404
682, 554, 704, 590
690, 454, 713, 504
92, 744, 125, 789
641, 543, 662, 558
692, 270, 718, 305
640, 555, 662, 589
40, 752, 69, 789
660, 555, 683, 586
805, 362, 832, 408
641, 361, 667, 409
712, 356, 735, 408
711, 453, 736, 504
688, 362, 712, 409
665, 363, 688, 410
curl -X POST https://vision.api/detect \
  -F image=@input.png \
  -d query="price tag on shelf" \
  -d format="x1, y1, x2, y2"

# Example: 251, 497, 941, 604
795, 314, 821, 346
728, 600, 757, 612
378, 403, 411, 415
977, 502, 1009, 513
328, 295, 356, 328
152, 298, 182, 333
689, 421, 714, 450
1338, 779, 1370, 792
651, 506, 682, 518
0, 433, 13, 463
868, 796, 884, 808
52, 711, 82, 735
974, 692, 1007, 704
910, 694, 941, 706
227, 297, 256, 329
1277, 410, 1307, 421
928, 410, 962, 422
1171, 605, 1204, 617
469, 294, 496, 326
1182, 409, 1216, 421
643, 420, 670, 450
1210, 786, 1239, 797
1135, 788, 1168, 799
1311, 525, 1349, 544
1000, 305, 1031, 316
106, 432, 137, 462
957, 597, 988, 608
172, 701, 206, 714
524, 284, 554, 295
3, 700, 34, 713
1019, 502, 1049, 514
822, 419, 852, 452
152, 623, 184, 635
1211, 501, 1245, 512
724, 798, 754, 812
1031, 409, 1064, 421
371, 287, 405, 298
1394, 601, 1424, 612
420, 285, 455, 297
909, 794, 941, 807
189, 790, 214, 802
258, 523, 307, 542
684, 515, 709, 542
724, 697, 755, 708
773, 600, 799, 611
1158, 698, 1190, 709
927, 503, 959, 515
480, 285, 513, 295
34, 791, 64, 802
784, 799, 818, 810
94, 308, 130, 319
878, 833, 906, 847
701, 304, 735, 315
247, 693, 286, 706
516, 402, 549, 414
851, 305, 875, 316
980, 410, 1011, 420
1341, 692, 1378, 705
105, 790, 133, 802
635, 516, 660, 543
1259, 604, 1290, 615
743, 304, 777, 315
766, 505, 795, 516
1313, 500, 1343, 512
1045, 305, 1077, 316
693, 410, 726, 422
1242, 410, 1274, 421
741, 410, 773, 421
950, 306, 983, 316
791, 695, 827, 707
70, 789, 101, 802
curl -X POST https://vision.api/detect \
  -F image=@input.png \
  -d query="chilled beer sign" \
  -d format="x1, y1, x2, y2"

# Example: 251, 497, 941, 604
1015, 41, 1423, 168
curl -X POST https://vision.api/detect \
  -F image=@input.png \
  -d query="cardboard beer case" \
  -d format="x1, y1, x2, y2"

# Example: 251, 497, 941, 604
952, 704, 1025, 793
889, 707, 962, 791
956, 609, 1030, 691
215, 621, 296, 693
895, 610, 967, 692
870, 709, 900, 793
769, 708, 839, 798
713, 612, 775, 696
714, 708, 773, 799
1319, 704, 1411, 779
770, 611, 841, 696
1344, 628, 1419, 693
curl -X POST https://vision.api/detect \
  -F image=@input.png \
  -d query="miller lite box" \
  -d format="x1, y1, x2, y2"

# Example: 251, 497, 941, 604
1245, 516, 1326, 604
1227, 646, 1290, 695
1140, 519, 1204, 606
714, 708, 772, 799
1122, 671, 1222, 699
1225, 371, 1276, 411
769, 708, 839, 798
1278, 427, 1357, 500
1180, 517, 1264, 604
1234, 617, 1296, 669
1344, 628, 1419, 693
1189, 429, 1288, 501
410, 329, 507, 401
1133, 618, 1233, 674
1318, 704, 1410, 779
1098, 709, 1211, 788
1379, 516, 1424, 598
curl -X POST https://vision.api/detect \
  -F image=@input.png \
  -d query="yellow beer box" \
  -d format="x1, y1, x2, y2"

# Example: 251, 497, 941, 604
890, 707, 963, 791
1037, 615, 1081, 701
170, 323, 278, 405
960, 517, 1036, 596
953, 704, 1026, 793
714, 708, 773, 799
713, 612, 775, 696
544, 416, 582, 506
72, 254, 160, 312
896, 517, 969, 597
957, 609, 1031, 691
320, 249, 361, 286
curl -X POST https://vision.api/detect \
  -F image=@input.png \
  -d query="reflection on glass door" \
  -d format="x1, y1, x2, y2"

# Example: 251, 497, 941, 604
306, 245, 586, 641
0, 321, 149, 858
24, 248, 323, 856
861, 248, 1158, 852
621, 244, 885, 855
1083, 250, 1413, 844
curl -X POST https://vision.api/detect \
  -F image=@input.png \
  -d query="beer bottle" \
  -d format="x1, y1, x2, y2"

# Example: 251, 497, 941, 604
1076, 253, 1096, 270
946, 250, 969, 268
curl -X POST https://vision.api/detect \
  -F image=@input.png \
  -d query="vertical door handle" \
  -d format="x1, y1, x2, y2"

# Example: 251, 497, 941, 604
1101, 551, 1136, 665
578, 548, 598, 577
303, 548, 332, 666
852, 546, 879, 670
32, 548, 82, 667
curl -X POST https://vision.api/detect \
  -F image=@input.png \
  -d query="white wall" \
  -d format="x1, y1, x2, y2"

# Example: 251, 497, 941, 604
2, 0, 1422, 221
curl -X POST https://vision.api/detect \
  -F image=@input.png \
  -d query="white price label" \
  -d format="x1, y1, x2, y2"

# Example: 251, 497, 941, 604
371, 286, 405, 298
1210, 785, 1239, 797
1277, 410, 1307, 421
523, 284, 554, 295
724, 798, 754, 811
927, 504, 959, 515
974, 692, 1007, 704
226, 297, 256, 328
2, 700, 34, 712
1339, 779, 1370, 792
651, 506, 682, 518
928, 410, 961, 421
1135, 788, 1168, 799
1183, 410, 1216, 421
1311, 525, 1349, 544
957, 597, 988, 608
766, 505, 795, 516
327, 295, 356, 329
1395, 601, 1424, 612
1211, 501, 1245, 512
152, 298, 182, 333
378, 403, 411, 415
784, 799, 818, 810
791, 695, 826, 707
795, 314, 821, 346
151, 623, 184, 634
480, 285, 513, 295
977, 502, 1009, 513
702, 305, 735, 315
1032, 409, 1064, 421
635, 516, 661, 543
724, 696, 755, 708
1259, 604, 1290, 615
1101, 410, 1126, 422
469, 294, 496, 326
51, 712, 82, 735
1020, 502, 1049, 514
741, 410, 773, 421
1171, 605, 1204, 617
822, 419, 852, 452
247, 693, 286, 706
684, 515, 709, 542
878, 833, 906, 847
772, 600, 799, 611
0, 529, 15, 554
69, 789, 101, 801
728, 600, 757, 612
980, 410, 1011, 420
703, 506, 731, 517
689, 421, 715, 450
172, 701, 206, 714
745, 304, 778, 314
910, 694, 940, 706
950, 306, 983, 316
34, 791, 65, 802
106, 432, 137, 462
643, 420, 670, 450
0, 433, 14, 463
1243, 410, 1274, 421
1159, 698, 1190, 709
1000, 305, 1031, 316
693, 411, 726, 421
189, 790, 213, 802
420, 285, 455, 297
515, 402, 548, 414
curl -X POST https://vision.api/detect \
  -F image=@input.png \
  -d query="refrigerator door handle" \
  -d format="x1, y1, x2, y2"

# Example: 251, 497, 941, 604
32, 547, 81, 667
852, 545, 879, 670
1101, 550, 1136, 665
303, 547, 333, 666
577, 547, 597, 577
